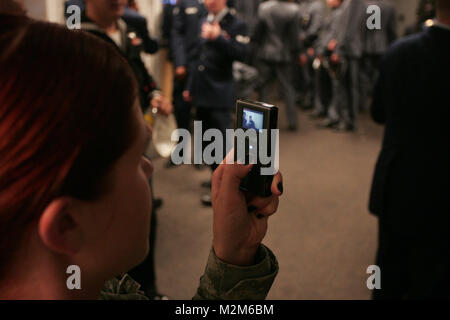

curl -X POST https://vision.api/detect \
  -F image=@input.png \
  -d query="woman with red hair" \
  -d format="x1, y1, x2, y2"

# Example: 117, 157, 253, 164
0, 13, 282, 300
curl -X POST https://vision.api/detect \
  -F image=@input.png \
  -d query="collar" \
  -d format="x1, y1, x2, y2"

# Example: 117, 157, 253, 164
81, 17, 128, 50
207, 6, 229, 24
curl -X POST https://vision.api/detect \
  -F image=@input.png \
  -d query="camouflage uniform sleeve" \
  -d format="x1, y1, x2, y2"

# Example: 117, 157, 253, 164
99, 274, 149, 300
193, 244, 279, 300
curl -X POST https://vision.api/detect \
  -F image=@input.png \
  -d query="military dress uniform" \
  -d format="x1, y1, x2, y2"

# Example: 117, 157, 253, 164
336, 0, 367, 129
313, 4, 346, 123
253, 0, 302, 131
171, 0, 207, 133
299, 0, 326, 109
360, 0, 397, 111
189, 7, 249, 170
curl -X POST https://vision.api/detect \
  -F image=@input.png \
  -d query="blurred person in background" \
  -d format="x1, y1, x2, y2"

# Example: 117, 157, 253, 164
65, 0, 159, 54
228, 0, 262, 100
182, 0, 250, 206
80, 0, 172, 300
161, 0, 176, 56
253, 0, 302, 132
404, 0, 437, 36
0, 12, 283, 299
315, 0, 366, 132
169, 0, 207, 169
336, 0, 366, 131
298, 0, 326, 110
369, 0, 450, 299
359, 0, 397, 112
313, 0, 346, 129
228, 0, 263, 36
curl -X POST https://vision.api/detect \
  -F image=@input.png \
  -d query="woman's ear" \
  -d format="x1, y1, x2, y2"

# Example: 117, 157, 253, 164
38, 198, 83, 256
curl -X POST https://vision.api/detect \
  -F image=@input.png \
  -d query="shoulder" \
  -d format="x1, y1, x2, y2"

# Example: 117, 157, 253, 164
386, 31, 425, 58
381, 31, 426, 71
225, 11, 247, 29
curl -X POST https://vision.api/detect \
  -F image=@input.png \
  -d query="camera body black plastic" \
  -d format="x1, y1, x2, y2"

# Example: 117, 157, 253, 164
234, 99, 278, 197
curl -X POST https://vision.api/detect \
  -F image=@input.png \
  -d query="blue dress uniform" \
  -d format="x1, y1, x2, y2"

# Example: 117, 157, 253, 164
171, 0, 207, 132
190, 7, 249, 169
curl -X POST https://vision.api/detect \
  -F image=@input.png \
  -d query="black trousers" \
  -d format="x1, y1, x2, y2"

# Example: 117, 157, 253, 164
359, 54, 382, 112
196, 106, 232, 171
313, 65, 332, 115
256, 60, 298, 128
173, 78, 192, 132
374, 209, 450, 299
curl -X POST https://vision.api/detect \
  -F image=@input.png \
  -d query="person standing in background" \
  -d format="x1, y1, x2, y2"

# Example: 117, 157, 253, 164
253, 0, 302, 132
65, 0, 159, 54
184, 0, 249, 206
313, 0, 347, 129
404, 0, 436, 36
369, 0, 450, 299
337, 0, 366, 131
360, 0, 397, 112
298, 0, 326, 110
228, 0, 263, 35
170, 0, 207, 149
81, 0, 171, 300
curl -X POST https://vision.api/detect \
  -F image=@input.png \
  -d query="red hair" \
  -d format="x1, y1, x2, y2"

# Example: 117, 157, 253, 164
0, 15, 138, 275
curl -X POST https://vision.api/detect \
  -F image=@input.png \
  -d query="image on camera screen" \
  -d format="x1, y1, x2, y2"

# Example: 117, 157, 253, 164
243, 108, 264, 131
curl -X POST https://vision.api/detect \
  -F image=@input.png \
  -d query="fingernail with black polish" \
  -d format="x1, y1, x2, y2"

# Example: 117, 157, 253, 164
278, 182, 283, 195
248, 206, 257, 213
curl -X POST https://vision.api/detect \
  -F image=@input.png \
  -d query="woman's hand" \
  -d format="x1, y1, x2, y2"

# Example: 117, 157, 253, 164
212, 152, 283, 266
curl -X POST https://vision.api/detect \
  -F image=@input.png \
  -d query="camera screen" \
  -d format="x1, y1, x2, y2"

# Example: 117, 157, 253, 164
243, 108, 264, 131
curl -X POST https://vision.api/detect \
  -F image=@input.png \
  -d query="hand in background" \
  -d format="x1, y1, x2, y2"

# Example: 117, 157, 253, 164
201, 22, 221, 40
150, 94, 173, 116
182, 90, 192, 102
327, 39, 337, 52
175, 66, 187, 81
299, 53, 308, 66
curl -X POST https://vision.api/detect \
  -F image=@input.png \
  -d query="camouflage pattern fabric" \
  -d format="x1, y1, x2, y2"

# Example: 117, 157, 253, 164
99, 244, 278, 300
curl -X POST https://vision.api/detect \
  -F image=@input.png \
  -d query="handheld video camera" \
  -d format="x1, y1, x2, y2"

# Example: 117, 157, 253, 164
234, 100, 278, 198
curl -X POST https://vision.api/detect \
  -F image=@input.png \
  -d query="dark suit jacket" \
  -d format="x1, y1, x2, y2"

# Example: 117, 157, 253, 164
370, 27, 450, 218
229, 0, 262, 35
65, 0, 158, 54
339, 0, 366, 58
171, 0, 208, 68
123, 7, 159, 54
363, 0, 397, 55
370, 25, 450, 237
80, 16, 158, 111
191, 11, 249, 109
253, 0, 302, 63
369, 25, 450, 298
